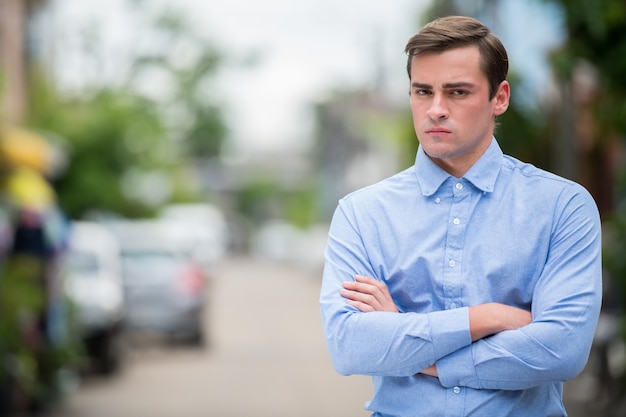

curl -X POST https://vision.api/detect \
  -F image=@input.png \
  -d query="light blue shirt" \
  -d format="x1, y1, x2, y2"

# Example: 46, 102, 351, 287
320, 139, 602, 417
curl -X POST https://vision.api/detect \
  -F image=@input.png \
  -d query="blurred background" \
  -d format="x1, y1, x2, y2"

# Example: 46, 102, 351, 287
0, 0, 625, 416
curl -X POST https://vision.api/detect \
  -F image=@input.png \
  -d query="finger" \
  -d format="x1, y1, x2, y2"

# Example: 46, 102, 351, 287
343, 281, 380, 297
354, 275, 381, 286
340, 288, 376, 303
354, 275, 389, 293
345, 278, 382, 292
340, 289, 382, 310
350, 277, 399, 313
345, 299, 375, 312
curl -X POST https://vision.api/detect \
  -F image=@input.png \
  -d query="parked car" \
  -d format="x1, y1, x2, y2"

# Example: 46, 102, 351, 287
64, 221, 125, 374
159, 203, 229, 270
107, 220, 209, 346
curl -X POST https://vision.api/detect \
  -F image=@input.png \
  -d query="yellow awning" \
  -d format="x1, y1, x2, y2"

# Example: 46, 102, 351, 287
0, 125, 54, 173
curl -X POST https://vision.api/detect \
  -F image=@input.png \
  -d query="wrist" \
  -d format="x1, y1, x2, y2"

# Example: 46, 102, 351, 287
468, 303, 501, 341
468, 302, 531, 342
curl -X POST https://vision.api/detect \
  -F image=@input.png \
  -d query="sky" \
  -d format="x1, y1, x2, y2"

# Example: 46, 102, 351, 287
48, 0, 430, 156
189, 0, 433, 156
47, 0, 563, 157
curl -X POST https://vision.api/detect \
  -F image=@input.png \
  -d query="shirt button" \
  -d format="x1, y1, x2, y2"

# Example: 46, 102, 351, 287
453, 386, 461, 394
455, 183, 463, 190
453, 218, 460, 225
434, 197, 441, 204
449, 260, 456, 267
450, 302, 457, 309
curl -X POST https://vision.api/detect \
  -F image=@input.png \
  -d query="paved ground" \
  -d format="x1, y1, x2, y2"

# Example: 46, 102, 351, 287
46, 256, 372, 417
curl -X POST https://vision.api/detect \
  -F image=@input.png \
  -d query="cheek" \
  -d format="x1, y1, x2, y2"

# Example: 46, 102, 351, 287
456, 104, 489, 124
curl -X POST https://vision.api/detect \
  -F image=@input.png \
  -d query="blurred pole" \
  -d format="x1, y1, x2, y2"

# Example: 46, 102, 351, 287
555, 75, 576, 181
0, 0, 28, 124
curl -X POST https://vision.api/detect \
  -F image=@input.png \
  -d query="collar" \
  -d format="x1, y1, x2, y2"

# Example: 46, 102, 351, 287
414, 138, 503, 196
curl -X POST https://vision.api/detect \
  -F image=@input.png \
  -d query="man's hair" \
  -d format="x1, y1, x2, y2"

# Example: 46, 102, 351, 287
404, 16, 508, 100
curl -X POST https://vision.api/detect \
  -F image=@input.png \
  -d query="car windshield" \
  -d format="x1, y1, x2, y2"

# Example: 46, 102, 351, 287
120, 250, 182, 284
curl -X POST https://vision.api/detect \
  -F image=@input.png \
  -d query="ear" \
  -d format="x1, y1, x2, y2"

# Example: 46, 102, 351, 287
493, 80, 510, 116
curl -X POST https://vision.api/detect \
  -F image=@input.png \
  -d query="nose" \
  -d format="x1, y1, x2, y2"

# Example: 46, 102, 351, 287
426, 93, 449, 120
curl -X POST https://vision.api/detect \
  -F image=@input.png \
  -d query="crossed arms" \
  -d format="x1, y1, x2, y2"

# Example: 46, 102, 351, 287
341, 275, 532, 377
322, 185, 602, 389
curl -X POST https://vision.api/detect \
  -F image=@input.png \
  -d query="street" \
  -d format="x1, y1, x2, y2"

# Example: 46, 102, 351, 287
46, 255, 372, 417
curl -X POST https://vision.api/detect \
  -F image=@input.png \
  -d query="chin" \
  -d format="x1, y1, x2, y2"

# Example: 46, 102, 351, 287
421, 144, 458, 160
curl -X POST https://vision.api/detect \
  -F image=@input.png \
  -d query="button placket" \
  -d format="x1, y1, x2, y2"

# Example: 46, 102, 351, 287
443, 179, 469, 315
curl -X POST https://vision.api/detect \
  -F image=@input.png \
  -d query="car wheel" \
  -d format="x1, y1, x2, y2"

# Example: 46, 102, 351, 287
89, 327, 124, 375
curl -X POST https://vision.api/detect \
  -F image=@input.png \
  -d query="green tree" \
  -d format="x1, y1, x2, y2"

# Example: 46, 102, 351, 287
27, 76, 172, 218
26, 6, 229, 219
127, 9, 228, 159
547, 0, 626, 209
542, 0, 626, 412
544, 0, 626, 286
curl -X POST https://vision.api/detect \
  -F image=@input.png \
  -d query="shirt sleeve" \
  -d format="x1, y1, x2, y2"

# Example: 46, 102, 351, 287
320, 199, 473, 377
437, 186, 602, 390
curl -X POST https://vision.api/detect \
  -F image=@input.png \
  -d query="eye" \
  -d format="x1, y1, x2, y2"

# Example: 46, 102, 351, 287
414, 89, 431, 96
450, 89, 468, 96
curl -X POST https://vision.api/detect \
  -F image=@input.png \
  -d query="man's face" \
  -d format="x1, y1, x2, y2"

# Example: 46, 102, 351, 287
409, 45, 509, 177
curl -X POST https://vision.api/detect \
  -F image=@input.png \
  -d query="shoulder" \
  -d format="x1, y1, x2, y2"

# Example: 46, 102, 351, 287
340, 166, 416, 206
502, 155, 586, 191
332, 166, 418, 225
500, 155, 599, 216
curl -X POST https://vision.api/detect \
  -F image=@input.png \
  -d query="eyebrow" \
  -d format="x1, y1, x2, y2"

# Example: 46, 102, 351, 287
411, 81, 476, 89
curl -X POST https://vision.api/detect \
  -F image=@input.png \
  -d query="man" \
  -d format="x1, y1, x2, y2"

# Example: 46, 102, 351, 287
319, 15, 602, 417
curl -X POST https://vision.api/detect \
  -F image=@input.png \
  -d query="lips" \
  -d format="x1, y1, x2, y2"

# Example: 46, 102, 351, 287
425, 127, 451, 134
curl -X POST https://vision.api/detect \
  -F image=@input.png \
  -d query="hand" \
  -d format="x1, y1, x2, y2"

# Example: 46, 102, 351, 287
340, 275, 399, 313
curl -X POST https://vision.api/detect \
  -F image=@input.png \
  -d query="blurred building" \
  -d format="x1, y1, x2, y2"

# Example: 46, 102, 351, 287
314, 89, 403, 220
0, 0, 49, 124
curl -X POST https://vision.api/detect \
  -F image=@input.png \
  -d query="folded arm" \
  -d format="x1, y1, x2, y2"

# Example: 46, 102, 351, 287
434, 190, 602, 390
341, 275, 532, 377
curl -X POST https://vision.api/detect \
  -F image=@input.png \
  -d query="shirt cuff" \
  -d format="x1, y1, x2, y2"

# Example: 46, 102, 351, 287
427, 307, 472, 360
436, 343, 478, 388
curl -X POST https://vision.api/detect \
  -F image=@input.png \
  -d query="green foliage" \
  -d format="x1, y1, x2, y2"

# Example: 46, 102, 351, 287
24, 6, 229, 219
0, 255, 82, 410
128, 10, 228, 160
283, 185, 320, 229
27, 76, 168, 218
496, 73, 551, 168
548, 0, 626, 134
604, 206, 626, 307
545, 2, 626, 198
392, 112, 420, 170
234, 177, 321, 229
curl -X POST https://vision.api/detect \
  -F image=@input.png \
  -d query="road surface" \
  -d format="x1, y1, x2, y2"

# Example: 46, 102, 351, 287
47, 255, 372, 417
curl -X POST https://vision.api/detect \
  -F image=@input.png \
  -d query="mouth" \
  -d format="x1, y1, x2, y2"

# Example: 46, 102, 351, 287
425, 127, 452, 134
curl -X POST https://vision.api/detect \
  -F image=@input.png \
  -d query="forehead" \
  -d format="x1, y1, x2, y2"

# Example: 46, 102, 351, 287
410, 45, 486, 84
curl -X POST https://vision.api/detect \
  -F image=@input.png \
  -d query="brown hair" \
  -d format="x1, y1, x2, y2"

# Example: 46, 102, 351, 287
404, 16, 508, 100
